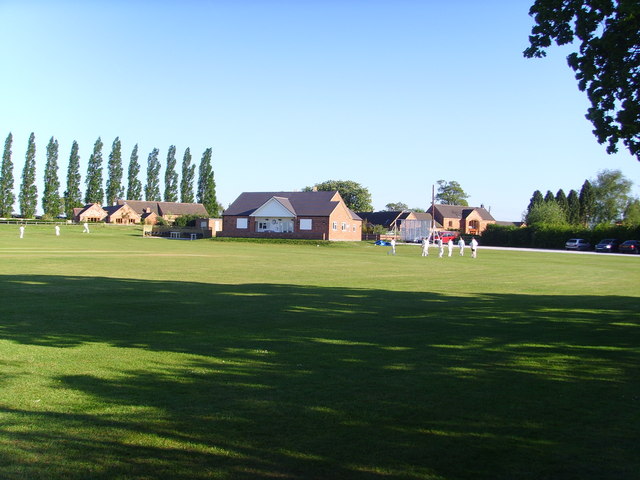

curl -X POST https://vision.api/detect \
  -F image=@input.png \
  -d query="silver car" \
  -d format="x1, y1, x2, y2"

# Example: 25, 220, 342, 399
565, 238, 591, 251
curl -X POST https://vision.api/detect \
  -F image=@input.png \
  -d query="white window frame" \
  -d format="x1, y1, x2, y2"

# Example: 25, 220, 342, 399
332, 221, 338, 231
236, 218, 248, 229
300, 219, 312, 230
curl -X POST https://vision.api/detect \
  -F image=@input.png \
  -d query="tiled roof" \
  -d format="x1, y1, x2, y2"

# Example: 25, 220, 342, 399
117, 200, 208, 217
224, 191, 347, 217
431, 204, 495, 221
356, 211, 404, 228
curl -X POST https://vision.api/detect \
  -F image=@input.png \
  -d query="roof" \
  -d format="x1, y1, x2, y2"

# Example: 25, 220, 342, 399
117, 200, 208, 217
356, 211, 405, 228
224, 191, 359, 219
431, 204, 495, 221
356, 210, 433, 228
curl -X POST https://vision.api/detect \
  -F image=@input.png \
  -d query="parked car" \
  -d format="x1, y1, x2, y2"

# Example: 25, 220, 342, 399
595, 238, 620, 253
619, 240, 640, 254
433, 231, 458, 244
565, 238, 591, 251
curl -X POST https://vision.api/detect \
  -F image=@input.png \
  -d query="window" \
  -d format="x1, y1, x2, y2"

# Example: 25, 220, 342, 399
353, 225, 357, 232
236, 218, 248, 229
332, 221, 338, 231
300, 219, 312, 230
341, 222, 347, 231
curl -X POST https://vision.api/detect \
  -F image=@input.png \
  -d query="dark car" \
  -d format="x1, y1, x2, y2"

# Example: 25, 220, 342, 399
565, 238, 591, 251
595, 238, 620, 253
619, 240, 640, 254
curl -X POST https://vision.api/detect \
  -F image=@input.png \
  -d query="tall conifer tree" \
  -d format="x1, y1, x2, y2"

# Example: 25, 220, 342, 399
164, 145, 178, 202
145, 148, 161, 201
567, 189, 580, 225
85, 137, 104, 204
555, 189, 569, 221
579, 180, 595, 227
64, 141, 82, 218
42, 136, 61, 217
180, 147, 195, 203
106, 137, 123, 206
19, 132, 37, 218
526, 190, 544, 219
197, 147, 218, 216
543, 190, 555, 203
126, 144, 142, 200
0, 132, 15, 217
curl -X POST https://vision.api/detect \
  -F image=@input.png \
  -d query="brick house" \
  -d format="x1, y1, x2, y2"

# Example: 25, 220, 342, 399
73, 200, 208, 225
219, 191, 362, 241
74, 203, 107, 223
117, 200, 209, 223
103, 203, 141, 224
427, 204, 496, 235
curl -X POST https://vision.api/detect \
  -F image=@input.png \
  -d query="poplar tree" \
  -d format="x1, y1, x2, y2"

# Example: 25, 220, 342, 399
566, 189, 580, 225
85, 137, 104, 204
180, 147, 195, 203
145, 148, 161, 201
0, 132, 15, 217
164, 145, 178, 202
42, 136, 61, 218
126, 144, 142, 200
197, 147, 218, 216
106, 137, 123, 206
64, 141, 83, 218
19, 132, 37, 218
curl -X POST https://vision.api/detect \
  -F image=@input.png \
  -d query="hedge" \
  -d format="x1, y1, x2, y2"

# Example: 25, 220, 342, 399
481, 224, 640, 249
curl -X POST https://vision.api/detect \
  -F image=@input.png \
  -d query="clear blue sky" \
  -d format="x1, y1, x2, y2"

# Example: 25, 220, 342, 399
1, 0, 638, 221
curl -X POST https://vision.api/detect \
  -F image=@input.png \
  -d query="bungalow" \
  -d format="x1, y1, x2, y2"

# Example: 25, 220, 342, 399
427, 204, 496, 235
220, 191, 362, 241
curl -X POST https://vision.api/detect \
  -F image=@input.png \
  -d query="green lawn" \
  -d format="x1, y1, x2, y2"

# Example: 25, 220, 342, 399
0, 224, 638, 479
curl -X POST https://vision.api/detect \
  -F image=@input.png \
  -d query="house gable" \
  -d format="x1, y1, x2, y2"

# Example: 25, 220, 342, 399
250, 197, 296, 218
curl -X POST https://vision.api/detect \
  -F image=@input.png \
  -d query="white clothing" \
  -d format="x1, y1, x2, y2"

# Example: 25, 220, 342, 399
55, 225, 60, 236
458, 237, 465, 256
471, 238, 478, 258
19, 226, 24, 239
421, 238, 428, 256
83, 223, 90, 233
447, 239, 453, 257
388, 239, 396, 255
437, 239, 444, 258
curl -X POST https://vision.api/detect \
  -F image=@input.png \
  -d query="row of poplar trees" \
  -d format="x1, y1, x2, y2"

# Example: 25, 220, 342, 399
0, 133, 219, 220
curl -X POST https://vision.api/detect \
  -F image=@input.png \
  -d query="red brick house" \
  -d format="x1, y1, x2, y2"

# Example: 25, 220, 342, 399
427, 204, 496, 235
220, 191, 362, 241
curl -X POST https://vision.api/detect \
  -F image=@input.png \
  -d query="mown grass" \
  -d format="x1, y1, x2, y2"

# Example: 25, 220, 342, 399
0, 224, 638, 479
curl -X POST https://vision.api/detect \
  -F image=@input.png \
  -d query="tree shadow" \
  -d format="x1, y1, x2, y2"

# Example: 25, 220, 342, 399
0, 275, 638, 479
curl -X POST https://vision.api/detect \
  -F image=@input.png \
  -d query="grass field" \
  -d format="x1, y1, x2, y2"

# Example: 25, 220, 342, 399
0, 223, 638, 479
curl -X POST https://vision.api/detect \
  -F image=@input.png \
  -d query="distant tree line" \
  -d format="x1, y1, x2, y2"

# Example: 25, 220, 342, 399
524, 169, 639, 227
0, 132, 219, 219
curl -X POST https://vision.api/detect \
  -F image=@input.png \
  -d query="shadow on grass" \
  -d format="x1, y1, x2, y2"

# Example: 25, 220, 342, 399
0, 275, 638, 479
